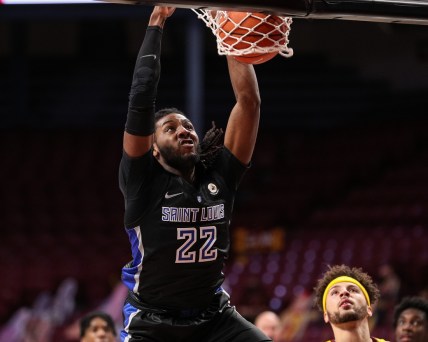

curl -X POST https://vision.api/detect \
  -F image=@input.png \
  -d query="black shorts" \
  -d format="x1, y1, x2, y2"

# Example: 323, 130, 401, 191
120, 289, 271, 342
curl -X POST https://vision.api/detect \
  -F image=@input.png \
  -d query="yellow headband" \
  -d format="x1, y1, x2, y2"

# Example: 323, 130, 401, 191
322, 276, 370, 313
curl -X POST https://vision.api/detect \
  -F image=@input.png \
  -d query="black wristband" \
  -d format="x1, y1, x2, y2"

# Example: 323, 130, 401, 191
125, 26, 163, 136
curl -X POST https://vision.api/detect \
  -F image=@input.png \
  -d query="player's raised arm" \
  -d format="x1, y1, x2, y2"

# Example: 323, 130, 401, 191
223, 56, 261, 165
123, 6, 175, 158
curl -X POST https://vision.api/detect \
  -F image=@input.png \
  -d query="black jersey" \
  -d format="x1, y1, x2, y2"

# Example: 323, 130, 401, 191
119, 147, 247, 310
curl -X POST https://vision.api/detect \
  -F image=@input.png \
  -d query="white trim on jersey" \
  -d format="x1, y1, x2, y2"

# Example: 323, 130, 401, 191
133, 226, 144, 293
123, 306, 141, 342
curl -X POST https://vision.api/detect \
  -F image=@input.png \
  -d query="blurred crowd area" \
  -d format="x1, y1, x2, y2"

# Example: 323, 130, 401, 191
1, 4, 428, 342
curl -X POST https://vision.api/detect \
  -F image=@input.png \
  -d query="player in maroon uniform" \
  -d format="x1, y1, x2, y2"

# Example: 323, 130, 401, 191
314, 264, 388, 342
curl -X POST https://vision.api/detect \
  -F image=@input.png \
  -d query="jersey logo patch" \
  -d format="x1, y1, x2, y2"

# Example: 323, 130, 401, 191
165, 192, 184, 199
208, 183, 219, 195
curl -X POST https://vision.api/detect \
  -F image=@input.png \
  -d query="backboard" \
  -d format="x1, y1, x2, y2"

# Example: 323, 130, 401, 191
99, 0, 428, 25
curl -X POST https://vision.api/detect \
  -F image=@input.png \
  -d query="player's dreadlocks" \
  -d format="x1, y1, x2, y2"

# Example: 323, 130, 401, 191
199, 121, 224, 170
154, 108, 224, 170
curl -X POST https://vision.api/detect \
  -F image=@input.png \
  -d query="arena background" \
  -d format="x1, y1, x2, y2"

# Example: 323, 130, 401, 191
0, 3, 428, 341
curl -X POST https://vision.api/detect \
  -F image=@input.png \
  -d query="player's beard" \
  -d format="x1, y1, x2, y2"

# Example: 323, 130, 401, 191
327, 306, 368, 324
159, 144, 201, 174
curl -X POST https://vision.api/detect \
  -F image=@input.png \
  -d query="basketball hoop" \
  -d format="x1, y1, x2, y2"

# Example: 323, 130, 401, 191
192, 9, 293, 59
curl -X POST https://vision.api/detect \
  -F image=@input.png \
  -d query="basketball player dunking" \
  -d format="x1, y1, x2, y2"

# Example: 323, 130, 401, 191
119, 6, 271, 342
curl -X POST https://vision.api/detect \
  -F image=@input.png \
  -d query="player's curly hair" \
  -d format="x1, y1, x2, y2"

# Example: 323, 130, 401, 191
155, 108, 224, 170
313, 264, 380, 312
393, 296, 428, 327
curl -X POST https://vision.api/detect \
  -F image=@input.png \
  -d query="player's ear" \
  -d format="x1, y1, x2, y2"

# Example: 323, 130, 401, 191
367, 306, 373, 317
324, 311, 329, 323
153, 142, 160, 158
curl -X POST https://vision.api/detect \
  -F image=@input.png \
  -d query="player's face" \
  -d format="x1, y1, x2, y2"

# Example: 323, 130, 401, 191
395, 308, 428, 342
81, 317, 116, 342
324, 282, 372, 325
154, 113, 200, 171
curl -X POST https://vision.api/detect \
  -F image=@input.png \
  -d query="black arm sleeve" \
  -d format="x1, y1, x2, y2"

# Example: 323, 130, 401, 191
125, 26, 163, 136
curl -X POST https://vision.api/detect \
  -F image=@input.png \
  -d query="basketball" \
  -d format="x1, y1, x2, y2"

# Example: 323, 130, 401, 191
218, 12, 288, 64
233, 51, 279, 64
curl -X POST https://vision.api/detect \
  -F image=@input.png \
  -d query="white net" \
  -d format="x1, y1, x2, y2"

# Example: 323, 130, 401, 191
192, 9, 293, 58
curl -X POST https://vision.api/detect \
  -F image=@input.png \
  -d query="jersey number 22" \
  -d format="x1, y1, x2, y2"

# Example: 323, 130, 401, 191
176, 226, 217, 263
